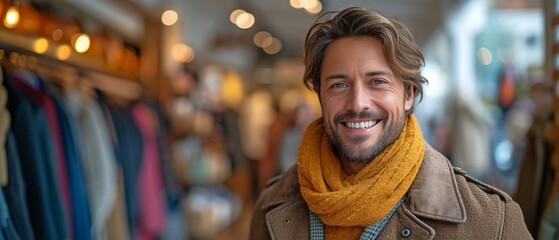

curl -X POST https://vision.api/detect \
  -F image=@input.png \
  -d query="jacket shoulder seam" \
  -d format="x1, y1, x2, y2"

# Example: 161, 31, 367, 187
498, 197, 505, 239
453, 168, 512, 202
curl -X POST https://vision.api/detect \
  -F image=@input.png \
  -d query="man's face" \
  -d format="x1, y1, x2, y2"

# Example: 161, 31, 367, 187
319, 36, 414, 164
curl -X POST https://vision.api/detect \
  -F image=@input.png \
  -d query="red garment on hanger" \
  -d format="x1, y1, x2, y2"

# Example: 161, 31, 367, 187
131, 102, 167, 240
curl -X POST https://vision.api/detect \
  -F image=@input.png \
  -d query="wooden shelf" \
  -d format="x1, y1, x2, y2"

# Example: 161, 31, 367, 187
0, 28, 135, 80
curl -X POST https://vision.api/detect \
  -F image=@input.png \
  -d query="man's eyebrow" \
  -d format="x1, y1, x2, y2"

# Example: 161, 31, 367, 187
365, 71, 390, 77
324, 71, 391, 81
324, 74, 349, 81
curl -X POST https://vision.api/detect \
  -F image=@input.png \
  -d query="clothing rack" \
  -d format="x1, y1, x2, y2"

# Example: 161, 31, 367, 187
0, 31, 143, 101
0, 27, 136, 79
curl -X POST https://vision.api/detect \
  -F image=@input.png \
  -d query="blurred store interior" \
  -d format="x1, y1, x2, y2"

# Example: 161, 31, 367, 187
0, 0, 555, 239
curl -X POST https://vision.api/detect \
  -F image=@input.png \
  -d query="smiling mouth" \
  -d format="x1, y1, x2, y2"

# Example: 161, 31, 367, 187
343, 120, 379, 129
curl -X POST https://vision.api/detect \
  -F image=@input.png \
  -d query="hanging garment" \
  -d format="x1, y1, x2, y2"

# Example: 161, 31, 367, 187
49, 90, 92, 240
105, 169, 131, 240
131, 101, 167, 240
0, 65, 9, 187
1, 111, 22, 240
0, 189, 20, 240
3, 130, 34, 240
98, 94, 143, 238
144, 100, 182, 208
4, 70, 67, 239
11, 75, 73, 235
64, 88, 118, 240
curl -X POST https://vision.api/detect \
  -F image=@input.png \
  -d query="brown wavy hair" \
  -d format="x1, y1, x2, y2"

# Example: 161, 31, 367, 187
303, 7, 428, 114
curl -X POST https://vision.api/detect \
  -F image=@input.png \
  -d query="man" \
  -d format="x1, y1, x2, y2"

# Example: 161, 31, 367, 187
250, 7, 532, 240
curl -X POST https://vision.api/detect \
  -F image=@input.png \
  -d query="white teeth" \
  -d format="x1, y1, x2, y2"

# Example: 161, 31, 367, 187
345, 120, 377, 129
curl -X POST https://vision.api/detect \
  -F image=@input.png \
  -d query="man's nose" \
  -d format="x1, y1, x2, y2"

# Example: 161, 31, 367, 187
346, 84, 370, 113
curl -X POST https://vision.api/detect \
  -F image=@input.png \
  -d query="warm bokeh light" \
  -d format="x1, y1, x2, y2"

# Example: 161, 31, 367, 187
230, 9, 246, 24
261, 36, 274, 48
184, 50, 195, 63
293, 0, 322, 15
290, 0, 303, 9
279, 89, 303, 114
56, 45, 72, 60
263, 37, 282, 55
27, 56, 38, 69
305, 1, 322, 14
300, 0, 318, 10
9, 52, 18, 64
74, 34, 91, 53
221, 70, 245, 109
253, 31, 271, 47
171, 43, 195, 63
171, 43, 188, 61
17, 55, 27, 68
235, 12, 255, 29
162, 10, 178, 26
4, 6, 20, 29
33, 38, 49, 54
52, 29, 63, 41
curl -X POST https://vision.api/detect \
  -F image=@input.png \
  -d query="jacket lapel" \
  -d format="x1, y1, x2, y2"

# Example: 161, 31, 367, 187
266, 200, 309, 240
378, 143, 467, 239
262, 168, 310, 240
405, 143, 467, 223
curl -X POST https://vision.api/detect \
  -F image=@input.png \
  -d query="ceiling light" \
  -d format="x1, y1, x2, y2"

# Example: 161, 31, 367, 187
261, 36, 274, 48
235, 12, 254, 29
263, 37, 282, 55
305, 1, 322, 14
300, 0, 318, 10
171, 43, 195, 63
230, 9, 246, 24
253, 31, 271, 47
73, 34, 90, 53
4, 6, 19, 28
162, 10, 178, 26
290, 0, 303, 9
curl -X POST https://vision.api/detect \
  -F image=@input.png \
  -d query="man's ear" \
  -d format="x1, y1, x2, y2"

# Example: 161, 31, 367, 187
404, 85, 414, 112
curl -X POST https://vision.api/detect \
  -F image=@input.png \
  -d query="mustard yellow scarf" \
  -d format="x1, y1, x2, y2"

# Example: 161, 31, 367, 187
298, 114, 425, 239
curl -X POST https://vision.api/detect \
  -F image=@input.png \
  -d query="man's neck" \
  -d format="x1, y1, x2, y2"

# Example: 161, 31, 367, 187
341, 159, 368, 175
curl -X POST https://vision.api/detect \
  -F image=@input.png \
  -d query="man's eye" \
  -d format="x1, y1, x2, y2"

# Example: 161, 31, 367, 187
372, 79, 385, 85
333, 82, 347, 88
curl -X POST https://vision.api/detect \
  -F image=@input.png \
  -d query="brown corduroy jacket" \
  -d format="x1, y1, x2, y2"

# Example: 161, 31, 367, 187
250, 143, 533, 240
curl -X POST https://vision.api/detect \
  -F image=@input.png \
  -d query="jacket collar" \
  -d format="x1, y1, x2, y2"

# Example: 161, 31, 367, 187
261, 141, 467, 222
261, 167, 301, 210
